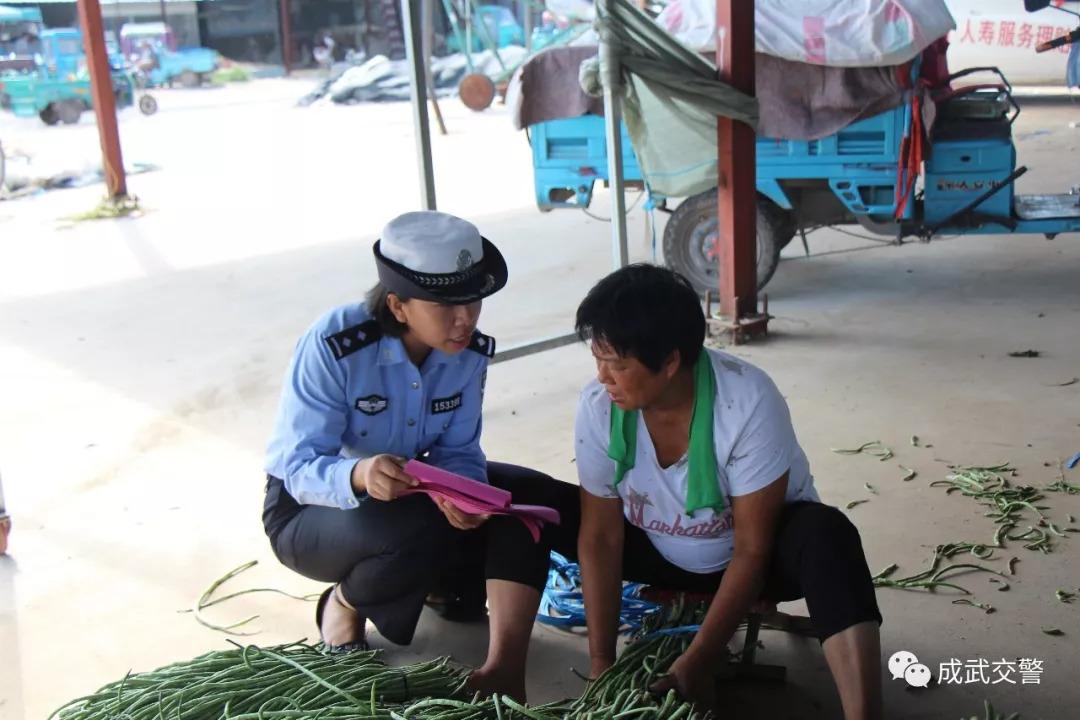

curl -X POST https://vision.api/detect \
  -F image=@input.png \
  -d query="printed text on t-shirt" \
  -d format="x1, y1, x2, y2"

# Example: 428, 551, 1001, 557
627, 490, 734, 538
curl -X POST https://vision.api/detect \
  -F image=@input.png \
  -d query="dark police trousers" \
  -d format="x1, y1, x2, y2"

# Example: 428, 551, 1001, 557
262, 462, 566, 645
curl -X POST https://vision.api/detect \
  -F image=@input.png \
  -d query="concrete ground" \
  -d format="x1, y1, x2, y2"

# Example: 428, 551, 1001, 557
1, 80, 1079, 720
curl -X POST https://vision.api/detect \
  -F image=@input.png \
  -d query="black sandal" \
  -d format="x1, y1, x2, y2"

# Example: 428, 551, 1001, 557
315, 585, 369, 652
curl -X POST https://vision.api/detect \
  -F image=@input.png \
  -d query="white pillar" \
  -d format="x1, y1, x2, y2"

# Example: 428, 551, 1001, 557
401, 0, 436, 209
598, 0, 629, 268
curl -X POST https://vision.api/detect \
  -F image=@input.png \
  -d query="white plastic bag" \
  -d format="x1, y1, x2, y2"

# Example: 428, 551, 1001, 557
657, 0, 956, 67
545, 0, 595, 22
654, 0, 717, 52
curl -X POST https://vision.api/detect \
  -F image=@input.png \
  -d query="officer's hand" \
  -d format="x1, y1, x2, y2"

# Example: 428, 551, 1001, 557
433, 496, 490, 530
353, 455, 417, 501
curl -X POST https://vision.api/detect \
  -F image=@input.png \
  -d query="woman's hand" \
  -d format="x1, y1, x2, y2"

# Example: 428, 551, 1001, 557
351, 455, 417, 501
650, 650, 717, 710
433, 495, 489, 530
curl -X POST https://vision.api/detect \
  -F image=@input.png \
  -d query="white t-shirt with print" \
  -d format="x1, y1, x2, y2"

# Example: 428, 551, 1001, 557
575, 348, 820, 574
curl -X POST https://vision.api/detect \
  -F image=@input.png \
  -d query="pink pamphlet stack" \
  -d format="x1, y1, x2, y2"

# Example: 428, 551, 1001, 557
402, 460, 560, 542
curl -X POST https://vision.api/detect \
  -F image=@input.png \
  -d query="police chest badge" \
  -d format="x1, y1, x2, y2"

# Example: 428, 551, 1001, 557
355, 395, 388, 415
431, 393, 462, 414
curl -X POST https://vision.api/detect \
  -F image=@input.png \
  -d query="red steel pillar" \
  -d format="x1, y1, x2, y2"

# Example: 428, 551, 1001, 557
716, 0, 766, 340
76, 0, 127, 199
279, 0, 293, 74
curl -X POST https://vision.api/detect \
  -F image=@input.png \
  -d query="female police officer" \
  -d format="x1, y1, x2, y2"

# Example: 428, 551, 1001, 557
262, 211, 557, 700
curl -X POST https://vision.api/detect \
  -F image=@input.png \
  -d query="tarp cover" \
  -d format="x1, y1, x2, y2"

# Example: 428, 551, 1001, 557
657, 0, 956, 67
579, 0, 757, 198
573, 0, 933, 198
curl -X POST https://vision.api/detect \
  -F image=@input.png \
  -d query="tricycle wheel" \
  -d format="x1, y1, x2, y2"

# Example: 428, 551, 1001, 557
179, 70, 200, 88
39, 104, 60, 126
139, 94, 159, 116
57, 100, 83, 125
662, 190, 794, 294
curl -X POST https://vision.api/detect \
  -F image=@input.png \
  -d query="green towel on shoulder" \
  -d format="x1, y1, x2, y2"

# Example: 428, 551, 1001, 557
608, 349, 725, 517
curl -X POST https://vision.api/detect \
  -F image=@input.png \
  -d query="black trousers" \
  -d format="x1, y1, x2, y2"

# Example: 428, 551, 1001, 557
262, 462, 564, 645
264, 467, 882, 645
547, 488, 883, 643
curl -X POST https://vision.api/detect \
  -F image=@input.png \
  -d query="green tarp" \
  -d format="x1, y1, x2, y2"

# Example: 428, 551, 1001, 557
580, 0, 757, 197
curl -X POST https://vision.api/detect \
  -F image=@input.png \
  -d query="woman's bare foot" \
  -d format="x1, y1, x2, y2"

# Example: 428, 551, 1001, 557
467, 664, 526, 704
320, 585, 366, 648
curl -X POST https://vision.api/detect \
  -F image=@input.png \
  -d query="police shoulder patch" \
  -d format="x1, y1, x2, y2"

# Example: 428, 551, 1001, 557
324, 320, 381, 361
355, 394, 388, 415
466, 330, 496, 358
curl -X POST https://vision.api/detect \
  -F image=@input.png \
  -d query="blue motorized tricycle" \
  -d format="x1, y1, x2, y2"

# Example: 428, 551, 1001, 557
0, 27, 157, 125
121, 22, 219, 89
527, 0, 1080, 292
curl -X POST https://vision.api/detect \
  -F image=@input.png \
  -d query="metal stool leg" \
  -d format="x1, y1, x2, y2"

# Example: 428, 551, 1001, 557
638, 589, 811, 685
715, 613, 788, 683
742, 612, 763, 665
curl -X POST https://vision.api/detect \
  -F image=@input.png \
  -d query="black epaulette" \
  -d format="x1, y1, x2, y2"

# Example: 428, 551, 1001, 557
467, 330, 496, 358
324, 320, 381, 361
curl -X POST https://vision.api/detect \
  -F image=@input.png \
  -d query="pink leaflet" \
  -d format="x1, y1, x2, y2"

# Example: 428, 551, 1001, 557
404, 459, 512, 508
508, 504, 561, 524
399, 460, 560, 543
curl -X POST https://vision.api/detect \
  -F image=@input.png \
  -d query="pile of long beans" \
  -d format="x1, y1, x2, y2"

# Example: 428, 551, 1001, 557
50, 642, 469, 720
930, 464, 1075, 555
871, 465, 1045, 598
51, 619, 713, 720
869, 458, 1080, 620
871, 543, 1006, 597
568, 597, 710, 720
572, 635, 697, 718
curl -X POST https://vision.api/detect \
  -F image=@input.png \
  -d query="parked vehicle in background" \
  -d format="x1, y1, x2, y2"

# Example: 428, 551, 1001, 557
39, 28, 125, 78
0, 4, 43, 75
0, 26, 157, 125
0, 71, 146, 125
446, 4, 525, 52
120, 22, 219, 88
119, 21, 178, 56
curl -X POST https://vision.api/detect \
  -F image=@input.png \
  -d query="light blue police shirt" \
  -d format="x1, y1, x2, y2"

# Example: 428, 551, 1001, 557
265, 303, 494, 510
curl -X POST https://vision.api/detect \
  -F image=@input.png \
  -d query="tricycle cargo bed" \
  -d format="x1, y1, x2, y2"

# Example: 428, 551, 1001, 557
530, 106, 910, 220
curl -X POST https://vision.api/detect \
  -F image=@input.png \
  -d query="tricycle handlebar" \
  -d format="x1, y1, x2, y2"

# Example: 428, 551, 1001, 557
1035, 26, 1080, 53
